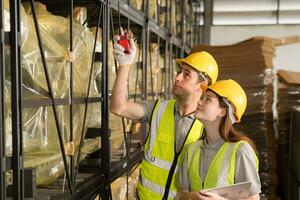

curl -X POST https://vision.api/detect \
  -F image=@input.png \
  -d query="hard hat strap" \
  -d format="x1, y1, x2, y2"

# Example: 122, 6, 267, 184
222, 98, 236, 124
199, 72, 209, 85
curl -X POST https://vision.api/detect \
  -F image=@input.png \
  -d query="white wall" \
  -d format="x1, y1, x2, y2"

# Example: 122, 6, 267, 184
210, 25, 300, 72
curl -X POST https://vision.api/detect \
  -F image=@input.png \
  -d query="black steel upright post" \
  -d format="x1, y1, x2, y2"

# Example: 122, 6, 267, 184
169, 1, 174, 94
69, 0, 74, 186
169, 41, 172, 99
167, 41, 172, 99
194, 1, 199, 46
73, 3, 102, 189
189, 2, 193, 47
157, 36, 161, 98
29, 0, 74, 194
101, 1, 110, 199
143, 0, 149, 101
0, 0, 6, 199
10, 0, 24, 199
139, 0, 149, 149
180, 0, 185, 57
163, 40, 167, 99
144, 33, 150, 98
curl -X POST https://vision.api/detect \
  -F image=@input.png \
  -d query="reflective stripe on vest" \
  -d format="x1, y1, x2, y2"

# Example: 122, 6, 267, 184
139, 176, 177, 199
187, 140, 259, 191
138, 99, 203, 200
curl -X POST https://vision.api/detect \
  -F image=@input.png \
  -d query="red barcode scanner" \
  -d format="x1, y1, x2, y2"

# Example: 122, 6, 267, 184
117, 27, 131, 54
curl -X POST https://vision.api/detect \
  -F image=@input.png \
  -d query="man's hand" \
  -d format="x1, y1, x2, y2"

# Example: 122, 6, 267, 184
113, 36, 136, 66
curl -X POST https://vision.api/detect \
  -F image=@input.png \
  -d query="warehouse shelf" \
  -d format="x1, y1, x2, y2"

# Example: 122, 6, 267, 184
148, 18, 169, 40
26, 147, 143, 200
22, 97, 103, 108
109, 0, 146, 27
1, 0, 201, 199
34, 173, 105, 200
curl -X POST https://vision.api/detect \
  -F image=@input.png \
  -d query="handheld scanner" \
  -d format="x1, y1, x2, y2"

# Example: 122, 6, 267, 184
117, 27, 131, 54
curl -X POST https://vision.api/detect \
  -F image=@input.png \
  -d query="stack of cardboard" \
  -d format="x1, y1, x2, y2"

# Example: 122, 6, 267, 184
192, 37, 275, 115
277, 70, 300, 133
192, 37, 278, 199
277, 70, 300, 199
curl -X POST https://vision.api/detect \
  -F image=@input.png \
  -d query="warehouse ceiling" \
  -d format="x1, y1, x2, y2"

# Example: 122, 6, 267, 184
196, 0, 300, 25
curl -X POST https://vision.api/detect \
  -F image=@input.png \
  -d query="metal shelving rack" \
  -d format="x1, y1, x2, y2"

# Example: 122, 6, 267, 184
1, 0, 201, 199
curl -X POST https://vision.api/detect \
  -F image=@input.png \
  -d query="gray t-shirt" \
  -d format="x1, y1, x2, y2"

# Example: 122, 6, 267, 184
177, 138, 261, 196
137, 100, 195, 152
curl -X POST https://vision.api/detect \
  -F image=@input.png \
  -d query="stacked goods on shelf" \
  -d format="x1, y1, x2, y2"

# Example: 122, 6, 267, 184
191, 37, 275, 115
192, 37, 278, 199
277, 70, 300, 133
289, 107, 300, 200
111, 165, 140, 200
130, 0, 180, 36
147, 43, 164, 98
2, 0, 201, 198
130, 0, 143, 12
128, 40, 142, 95
276, 70, 300, 199
3, 1, 123, 186
184, 1, 195, 47
91, 26, 129, 150
22, 3, 94, 98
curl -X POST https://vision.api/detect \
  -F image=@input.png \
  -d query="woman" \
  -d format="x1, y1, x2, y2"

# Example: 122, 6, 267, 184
176, 79, 261, 200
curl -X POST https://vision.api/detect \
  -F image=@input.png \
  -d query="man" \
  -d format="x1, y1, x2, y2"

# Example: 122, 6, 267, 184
110, 37, 218, 200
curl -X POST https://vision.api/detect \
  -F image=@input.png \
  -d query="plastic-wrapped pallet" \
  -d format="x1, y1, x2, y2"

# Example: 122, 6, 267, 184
3, 0, 29, 47
110, 165, 140, 200
23, 1, 52, 15
3, 1, 110, 186
149, 0, 159, 21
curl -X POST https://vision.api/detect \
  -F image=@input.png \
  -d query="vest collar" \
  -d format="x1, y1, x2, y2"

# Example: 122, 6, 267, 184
201, 137, 225, 150
174, 101, 196, 119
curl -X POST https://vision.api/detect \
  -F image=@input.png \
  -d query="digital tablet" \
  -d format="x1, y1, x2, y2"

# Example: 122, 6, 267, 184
201, 181, 252, 199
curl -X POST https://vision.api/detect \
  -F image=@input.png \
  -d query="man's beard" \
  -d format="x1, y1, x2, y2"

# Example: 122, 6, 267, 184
172, 88, 189, 100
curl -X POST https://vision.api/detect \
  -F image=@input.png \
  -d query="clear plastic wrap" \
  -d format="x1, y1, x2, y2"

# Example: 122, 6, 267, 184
130, 0, 143, 12
128, 42, 142, 95
111, 165, 140, 200
159, 0, 166, 27
5, 91, 102, 186
4, 0, 29, 46
20, 8, 94, 98
24, 152, 64, 186
147, 43, 164, 97
149, 0, 159, 21
73, 7, 87, 25
109, 113, 127, 150
108, 40, 118, 92
23, 1, 52, 16
3, 2, 105, 186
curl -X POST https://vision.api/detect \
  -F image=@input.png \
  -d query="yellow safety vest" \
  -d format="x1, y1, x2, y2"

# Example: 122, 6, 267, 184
137, 99, 203, 200
187, 140, 259, 191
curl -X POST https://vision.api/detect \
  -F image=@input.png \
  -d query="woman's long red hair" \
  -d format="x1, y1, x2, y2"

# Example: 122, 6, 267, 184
201, 96, 258, 155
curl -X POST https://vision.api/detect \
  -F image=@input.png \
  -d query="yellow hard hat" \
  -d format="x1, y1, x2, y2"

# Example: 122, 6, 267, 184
208, 79, 247, 122
176, 51, 218, 85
